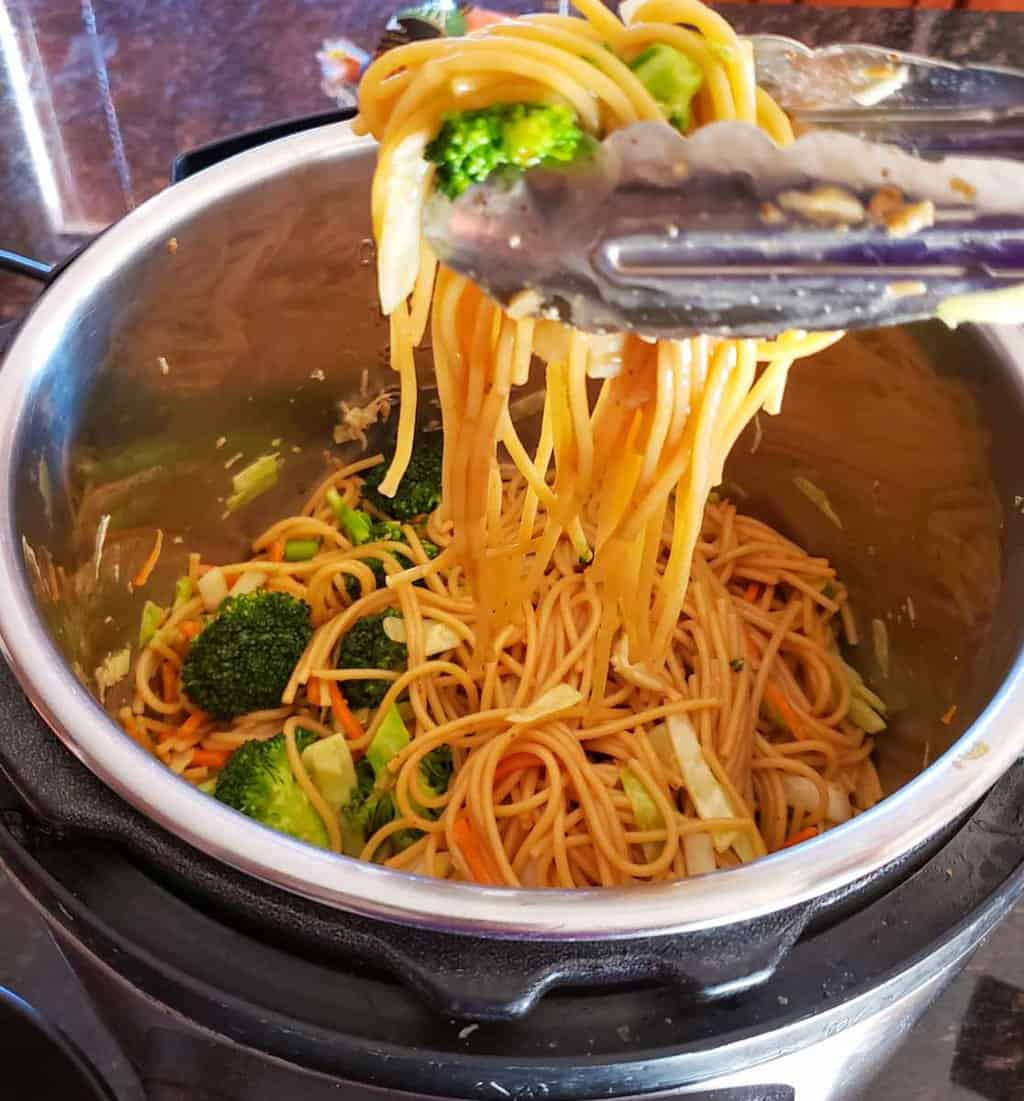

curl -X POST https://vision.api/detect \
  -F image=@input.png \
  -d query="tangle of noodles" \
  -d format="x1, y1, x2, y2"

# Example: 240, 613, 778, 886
123, 2, 888, 887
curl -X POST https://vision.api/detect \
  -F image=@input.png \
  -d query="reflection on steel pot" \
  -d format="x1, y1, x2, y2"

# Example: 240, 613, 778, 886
0, 121, 1022, 940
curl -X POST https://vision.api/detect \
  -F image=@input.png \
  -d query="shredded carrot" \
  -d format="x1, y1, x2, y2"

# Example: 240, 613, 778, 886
122, 715, 153, 752
160, 661, 178, 703
493, 752, 543, 784
175, 710, 208, 740
327, 679, 365, 741
191, 748, 230, 769
452, 814, 500, 885
781, 826, 818, 849
763, 680, 806, 739
743, 582, 760, 603
941, 704, 958, 726
307, 677, 323, 707
133, 529, 164, 588
269, 539, 285, 563
178, 620, 201, 642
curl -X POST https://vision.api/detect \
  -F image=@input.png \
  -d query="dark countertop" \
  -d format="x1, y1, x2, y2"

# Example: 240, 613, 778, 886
1, 3, 1023, 1099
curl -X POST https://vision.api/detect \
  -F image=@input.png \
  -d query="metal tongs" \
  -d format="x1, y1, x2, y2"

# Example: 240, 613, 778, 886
424, 37, 1024, 338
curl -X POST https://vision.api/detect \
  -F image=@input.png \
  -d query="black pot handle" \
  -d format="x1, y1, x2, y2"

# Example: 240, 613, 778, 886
0, 660, 816, 1020
170, 106, 358, 183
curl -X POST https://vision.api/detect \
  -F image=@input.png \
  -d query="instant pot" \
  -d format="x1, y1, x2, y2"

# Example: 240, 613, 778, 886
0, 114, 1022, 1101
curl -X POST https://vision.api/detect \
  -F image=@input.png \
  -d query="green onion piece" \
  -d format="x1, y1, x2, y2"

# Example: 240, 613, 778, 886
730, 657, 745, 672
173, 576, 194, 609
283, 538, 320, 562
366, 704, 411, 781
226, 453, 282, 513
138, 600, 166, 647
327, 487, 373, 545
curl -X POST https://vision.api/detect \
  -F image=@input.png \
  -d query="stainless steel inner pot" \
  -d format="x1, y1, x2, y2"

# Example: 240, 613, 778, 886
1, 122, 1022, 937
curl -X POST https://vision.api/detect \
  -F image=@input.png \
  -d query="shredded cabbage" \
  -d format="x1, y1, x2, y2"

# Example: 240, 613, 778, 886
383, 615, 461, 656
612, 635, 672, 693
781, 775, 852, 823
95, 647, 131, 704
660, 714, 756, 862
620, 766, 663, 862
794, 475, 843, 528
230, 569, 268, 597
198, 567, 229, 612
508, 685, 583, 724
682, 831, 716, 876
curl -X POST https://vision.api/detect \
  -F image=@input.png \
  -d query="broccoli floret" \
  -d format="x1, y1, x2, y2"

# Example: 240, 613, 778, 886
335, 610, 407, 708
426, 103, 584, 200
343, 745, 454, 857
182, 591, 313, 718
215, 729, 328, 848
360, 433, 443, 521
421, 744, 453, 794
344, 522, 441, 600
629, 44, 704, 131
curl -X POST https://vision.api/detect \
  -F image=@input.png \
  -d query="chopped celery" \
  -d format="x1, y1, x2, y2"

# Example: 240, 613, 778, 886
138, 600, 166, 647
326, 487, 373, 544
629, 44, 704, 130
173, 576, 194, 609
620, 766, 663, 862
284, 538, 320, 562
226, 453, 282, 513
366, 704, 411, 781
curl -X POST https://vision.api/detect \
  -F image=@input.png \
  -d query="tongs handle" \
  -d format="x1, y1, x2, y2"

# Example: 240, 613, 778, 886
750, 35, 1024, 157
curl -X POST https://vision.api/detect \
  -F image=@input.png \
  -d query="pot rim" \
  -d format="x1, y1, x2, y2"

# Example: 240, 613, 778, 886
0, 121, 1022, 939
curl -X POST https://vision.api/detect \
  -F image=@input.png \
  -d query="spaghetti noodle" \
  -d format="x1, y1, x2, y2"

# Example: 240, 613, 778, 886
123, 1, 888, 887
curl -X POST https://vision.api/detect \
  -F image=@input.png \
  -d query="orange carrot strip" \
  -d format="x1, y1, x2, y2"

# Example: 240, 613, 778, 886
307, 677, 323, 707
941, 704, 958, 726
133, 529, 165, 588
191, 748, 230, 769
269, 539, 285, 563
781, 826, 818, 849
178, 621, 202, 642
159, 708, 207, 745
743, 581, 760, 603
160, 661, 178, 703
452, 814, 500, 886
327, 679, 365, 741
493, 752, 543, 785
122, 715, 153, 752
763, 681, 806, 740
177, 710, 208, 738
